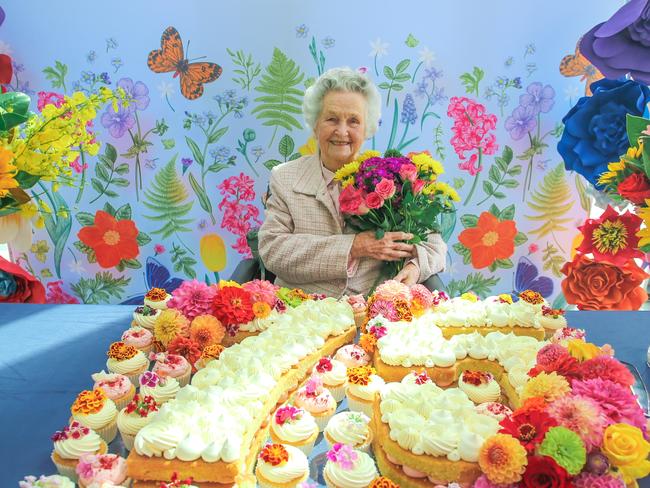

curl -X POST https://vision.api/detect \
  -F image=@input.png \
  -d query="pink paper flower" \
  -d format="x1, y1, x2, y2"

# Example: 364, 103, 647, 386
327, 443, 358, 470
167, 280, 216, 321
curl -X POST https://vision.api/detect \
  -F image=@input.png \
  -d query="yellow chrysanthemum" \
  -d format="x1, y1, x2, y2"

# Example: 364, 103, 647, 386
357, 149, 381, 162
0, 147, 18, 198
411, 152, 445, 175
333, 160, 360, 182
521, 372, 571, 403
478, 433, 528, 484
341, 176, 355, 188
154, 309, 190, 346
218, 279, 241, 289
431, 181, 461, 202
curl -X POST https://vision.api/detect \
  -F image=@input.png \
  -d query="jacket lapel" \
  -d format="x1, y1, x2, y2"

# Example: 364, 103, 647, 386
293, 154, 342, 232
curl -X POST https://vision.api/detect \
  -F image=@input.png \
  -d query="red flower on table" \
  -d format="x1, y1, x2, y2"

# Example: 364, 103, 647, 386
499, 410, 557, 453
521, 455, 571, 488
77, 210, 139, 268
576, 205, 643, 266
212, 286, 255, 330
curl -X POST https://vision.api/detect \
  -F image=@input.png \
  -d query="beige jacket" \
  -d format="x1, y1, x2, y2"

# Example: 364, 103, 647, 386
258, 155, 447, 297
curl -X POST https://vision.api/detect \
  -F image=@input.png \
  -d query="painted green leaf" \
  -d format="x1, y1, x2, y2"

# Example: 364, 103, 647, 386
103, 202, 117, 216
500, 204, 515, 221
185, 136, 204, 166
188, 171, 212, 216
71, 271, 131, 304
445, 272, 500, 298
136, 232, 151, 246
75, 211, 95, 227
278, 134, 295, 159
405, 34, 419, 48
74, 240, 97, 263
525, 163, 574, 238
513, 232, 528, 246
460, 214, 479, 228
207, 127, 228, 144
264, 159, 283, 170
115, 204, 132, 221
162, 139, 175, 149
574, 174, 591, 213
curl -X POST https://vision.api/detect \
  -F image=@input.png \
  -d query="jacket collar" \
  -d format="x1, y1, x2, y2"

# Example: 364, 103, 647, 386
293, 153, 342, 231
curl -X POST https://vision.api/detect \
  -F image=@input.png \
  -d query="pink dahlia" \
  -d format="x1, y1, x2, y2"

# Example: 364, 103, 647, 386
536, 343, 569, 366
574, 473, 625, 488
472, 475, 517, 488
374, 280, 410, 302
368, 299, 400, 321
410, 284, 434, 309
168, 280, 216, 321
548, 394, 607, 451
242, 279, 279, 307
571, 379, 647, 435
577, 356, 635, 387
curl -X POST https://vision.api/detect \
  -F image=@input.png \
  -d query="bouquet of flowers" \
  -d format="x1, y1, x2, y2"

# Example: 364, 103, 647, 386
334, 149, 459, 276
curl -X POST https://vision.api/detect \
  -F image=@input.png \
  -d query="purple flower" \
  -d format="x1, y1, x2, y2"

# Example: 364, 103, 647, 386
401, 94, 418, 125
181, 157, 193, 168
519, 82, 555, 114
101, 104, 135, 138
505, 104, 537, 140
118, 77, 150, 111
580, 0, 650, 84
424, 67, 443, 81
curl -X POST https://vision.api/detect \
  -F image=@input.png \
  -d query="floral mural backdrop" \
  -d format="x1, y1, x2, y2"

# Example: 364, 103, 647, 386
0, 0, 622, 305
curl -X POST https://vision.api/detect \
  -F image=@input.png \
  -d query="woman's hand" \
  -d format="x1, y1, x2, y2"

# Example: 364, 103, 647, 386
394, 262, 419, 285
350, 231, 416, 261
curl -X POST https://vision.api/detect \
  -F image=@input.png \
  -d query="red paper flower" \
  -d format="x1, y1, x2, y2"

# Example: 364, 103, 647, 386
0, 256, 46, 303
521, 455, 571, 488
499, 410, 557, 453
212, 286, 255, 328
576, 205, 643, 265
77, 210, 139, 268
0, 54, 12, 90
617, 173, 650, 205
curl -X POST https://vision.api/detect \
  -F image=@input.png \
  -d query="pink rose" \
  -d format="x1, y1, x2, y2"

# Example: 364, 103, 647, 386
374, 178, 396, 199
365, 192, 384, 209
412, 179, 426, 194
339, 185, 367, 215
399, 163, 418, 182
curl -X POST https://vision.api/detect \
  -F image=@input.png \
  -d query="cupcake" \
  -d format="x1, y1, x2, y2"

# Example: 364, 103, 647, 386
345, 366, 385, 417
255, 443, 309, 488
132, 305, 160, 330
121, 326, 154, 354
458, 370, 501, 404
323, 443, 378, 488
194, 343, 224, 371
75, 453, 128, 488
324, 412, 372, 453
91, 371, 135, 410
19, 475, 75, 488
105, 342, 149, 386
117, 394, 159, 450
138, 371, 180, 404
312, 357, 347, 402
334, 345, 370, 368
270, 405, 319, 456
70, 389, 118, 444
50, 421, 108, 481
540, 306, 568, 335
294, 375, 336, 431
150, 352, 191, 387
144, 287, 171, 310
475, 402, 513, 422
346, 294, 367, 330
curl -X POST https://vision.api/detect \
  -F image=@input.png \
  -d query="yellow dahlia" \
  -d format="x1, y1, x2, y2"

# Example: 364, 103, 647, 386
521, 372, 571, 403
567, 339, 602, 362
478, 433, 528, 484
153, 309, 190, 346
190, 314, 225, 349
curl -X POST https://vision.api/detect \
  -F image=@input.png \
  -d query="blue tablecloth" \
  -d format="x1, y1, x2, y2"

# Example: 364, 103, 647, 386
1, 304, 649, 486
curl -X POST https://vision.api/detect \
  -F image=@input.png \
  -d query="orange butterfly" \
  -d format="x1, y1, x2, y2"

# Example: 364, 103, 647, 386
148, 26, 222, 100
559, 40, 603, 96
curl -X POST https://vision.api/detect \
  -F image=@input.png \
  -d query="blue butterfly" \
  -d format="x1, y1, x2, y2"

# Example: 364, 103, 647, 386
120, 257, 184, 305
512, 256, 553, 298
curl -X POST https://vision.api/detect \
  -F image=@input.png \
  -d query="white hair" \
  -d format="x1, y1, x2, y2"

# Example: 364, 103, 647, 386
302, 67, 381, 139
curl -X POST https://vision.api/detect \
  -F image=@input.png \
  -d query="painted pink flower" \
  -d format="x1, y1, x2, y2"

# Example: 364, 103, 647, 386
528, 243, 539, 254
154, 244, 166, 255
365, 192, 384, 209
69, 156, 88, 174
218, 174, 261, 257
37, 91, 65, 111
458, 153, 482, 176
374, 178, 396, 199
46, 280, 80, 304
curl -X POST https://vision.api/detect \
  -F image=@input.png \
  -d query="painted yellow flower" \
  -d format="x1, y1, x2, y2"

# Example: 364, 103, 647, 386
0, 147, 18, 198
200, 234, 226, 272
298, 137, 317, 156
30, 240, 50, 263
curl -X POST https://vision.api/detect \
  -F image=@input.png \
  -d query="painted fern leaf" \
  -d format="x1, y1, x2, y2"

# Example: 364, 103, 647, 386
142, 155, 193, 238
525, 163, 574, 238
252, 48, 304, 143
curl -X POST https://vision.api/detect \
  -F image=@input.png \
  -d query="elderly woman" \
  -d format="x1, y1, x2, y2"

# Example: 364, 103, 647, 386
258, 67, 446, 297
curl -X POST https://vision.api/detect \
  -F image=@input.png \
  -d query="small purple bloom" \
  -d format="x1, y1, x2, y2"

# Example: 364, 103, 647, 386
401, 94, 418, 125
505, 104, 537, 140
118, 77, 150, 111
181, 157, 193, 167
519, 82, 555, 114
101, 104, 136, 138
424, 67, 443, 81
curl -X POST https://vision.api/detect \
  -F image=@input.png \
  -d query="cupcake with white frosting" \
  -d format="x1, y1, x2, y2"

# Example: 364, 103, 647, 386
143, 287, 171, 310
255, 443, 309, 488
70, 389, 118, 444
312, 357, 347, 402
51, 421, 107, 481
117, 394, 159, 450
131, 305, 160, 330
138, 371, 179, 404
270, 405, 319, 456
323, 443, 378, 488
324, 411, 372, 453
458, 370, 501, 404
344, 366, 385, 418
105, 342, 149, 387
91, 371, 135, 410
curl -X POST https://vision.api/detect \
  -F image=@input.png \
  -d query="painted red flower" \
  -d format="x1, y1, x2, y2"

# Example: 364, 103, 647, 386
499, 410, 557, 453
458, 212, 517, 269
212, 286, 255, 329
77, 210, 139, 268
576, 205, 643, 265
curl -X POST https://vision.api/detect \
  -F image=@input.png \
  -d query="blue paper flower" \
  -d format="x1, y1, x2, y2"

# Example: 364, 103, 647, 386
557, 78, 650, 187
0, 270, 17, 298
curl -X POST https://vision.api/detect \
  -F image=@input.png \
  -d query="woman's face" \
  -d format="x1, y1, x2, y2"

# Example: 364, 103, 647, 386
315, 90, 367, 170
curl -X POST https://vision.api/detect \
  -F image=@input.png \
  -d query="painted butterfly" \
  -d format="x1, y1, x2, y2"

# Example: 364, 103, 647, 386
120, 256, 184, 305
147, 26, 222, 100
559, 41, 603, 96
512, 256, 554, 299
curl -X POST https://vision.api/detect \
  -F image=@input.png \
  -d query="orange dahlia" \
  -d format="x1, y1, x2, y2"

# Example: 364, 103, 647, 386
190, 314, 225, 348
478, 433, 528, 484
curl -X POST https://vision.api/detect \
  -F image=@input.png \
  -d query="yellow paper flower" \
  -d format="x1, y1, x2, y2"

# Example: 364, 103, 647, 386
200, 233, 227, 272
0, 147, 18, 198
602, 423, 650, 486
636, 201, 650, 248
521, 372, 571, 403
567, 339, 602, 362
478, 433, 528, 484
154, 309, 190, 346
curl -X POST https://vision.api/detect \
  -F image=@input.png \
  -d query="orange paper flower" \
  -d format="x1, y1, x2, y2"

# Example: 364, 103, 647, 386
259, 443, 289, 466
458, 211, 517, 269
478, 433, 528, 484
71, 388, 107, 415
347, 365, 375, 386
77, 210, 139, 268
561, 255, 649, 310
145, 287, 168, 301
107, 341, 138, 360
